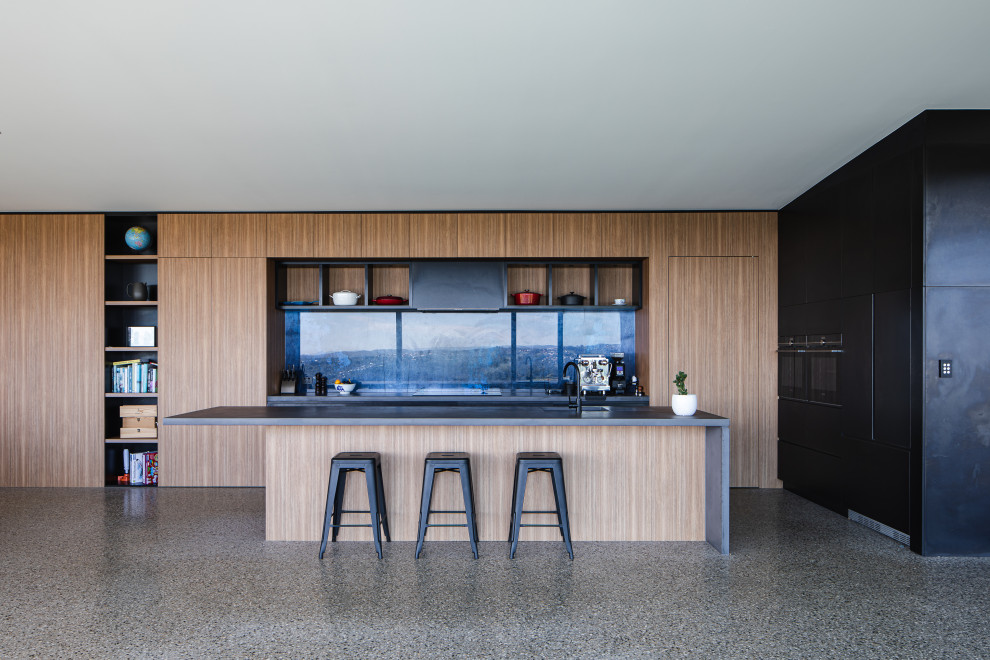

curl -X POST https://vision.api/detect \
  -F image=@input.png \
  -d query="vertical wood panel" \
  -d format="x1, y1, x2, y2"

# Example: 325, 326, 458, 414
457, 213, 506, 258
370, 265, 409, 300
551, 264, 594, 302
159, 258, 214, 417
55, 215, 103, 486
313, 214, 363, 258
0, 216, 18, 485
669, 257, 760, 487
211, 259, 267, 407
665, 212, 764, 256
505, 213, 554, 258
758, 214, 781, 488
324, 266, 365, 301
601, 213, 650, 257
266, 425, 705, 542
159, 256, 213, 487
0, 215, 102, 486
363, 214, 410, 259
212, 214, 267, 257
409, 214, 457, 258
285, 266, 320, 302
267, 214, 316, 258
553, 213, 602, 257
506, 265, 548, 305
159, 214, 212, 257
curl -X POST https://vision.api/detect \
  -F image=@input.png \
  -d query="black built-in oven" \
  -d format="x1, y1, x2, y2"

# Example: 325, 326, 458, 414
778, 334, 842, 405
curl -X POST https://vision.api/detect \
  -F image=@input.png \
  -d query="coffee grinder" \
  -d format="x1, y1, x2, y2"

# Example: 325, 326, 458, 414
609, 353, 627, 395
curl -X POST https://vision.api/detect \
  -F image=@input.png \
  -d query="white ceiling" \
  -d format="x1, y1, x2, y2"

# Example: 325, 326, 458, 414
3, 1, 990, 213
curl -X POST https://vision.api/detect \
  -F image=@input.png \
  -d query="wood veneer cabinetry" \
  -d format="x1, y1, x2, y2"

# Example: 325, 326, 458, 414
159, 256, 266, 487
0, 215, 103, 487
160, 213, 267, 257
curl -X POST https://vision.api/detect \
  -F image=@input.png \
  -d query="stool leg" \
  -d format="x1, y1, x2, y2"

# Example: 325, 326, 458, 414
550, 464, 574, 560
415, 465, 436, 559
375, 461, 391, 542
508, 460, 521, 542
509, 464, 528, 559
459, 466, 479, 559
365, 467, 383, 559
319, 466, 341, 559
330, 469, 347, 542
466, 460, 480, 545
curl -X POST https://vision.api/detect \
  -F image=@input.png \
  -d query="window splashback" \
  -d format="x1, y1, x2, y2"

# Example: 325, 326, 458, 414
285, 311, 635, 392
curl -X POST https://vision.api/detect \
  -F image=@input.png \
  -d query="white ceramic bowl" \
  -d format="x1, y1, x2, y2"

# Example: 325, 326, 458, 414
335, 382, 357, 395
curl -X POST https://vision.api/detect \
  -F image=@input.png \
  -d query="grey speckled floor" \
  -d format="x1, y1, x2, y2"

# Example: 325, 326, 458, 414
1, 488, 988, 659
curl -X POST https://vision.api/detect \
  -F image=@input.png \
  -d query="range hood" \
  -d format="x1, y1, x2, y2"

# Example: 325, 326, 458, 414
409, 262, 505, 311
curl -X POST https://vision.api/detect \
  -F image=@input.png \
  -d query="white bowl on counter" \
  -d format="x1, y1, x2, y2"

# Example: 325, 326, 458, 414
335, 382, 357, 395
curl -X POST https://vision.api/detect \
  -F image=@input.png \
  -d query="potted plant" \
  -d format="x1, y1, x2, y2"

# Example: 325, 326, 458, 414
671, 371, 697, 416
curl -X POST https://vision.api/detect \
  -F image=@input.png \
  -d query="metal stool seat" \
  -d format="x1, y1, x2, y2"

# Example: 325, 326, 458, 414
416, 452, 480, 558
319, 451, 391, 559
508, 451, 574, 559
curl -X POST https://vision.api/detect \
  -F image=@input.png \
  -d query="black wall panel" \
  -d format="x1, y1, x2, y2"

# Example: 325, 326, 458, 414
925, 145, 990, 286
845, 439, 910, 534
874, 151, 921, 293
779, 399, 842, 456
841, 172, 875, 298
873, 289, 912, 449
840, 294, 873, 440
805, 193, 842, 303
779, 440, 846, 515
922, 286, 990, 555
779, 213, 807, 306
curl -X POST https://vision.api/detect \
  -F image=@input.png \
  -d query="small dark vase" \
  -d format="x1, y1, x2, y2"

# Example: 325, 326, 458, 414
126, 282, 149, 301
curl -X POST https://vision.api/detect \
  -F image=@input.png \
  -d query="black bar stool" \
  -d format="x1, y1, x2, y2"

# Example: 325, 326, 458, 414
416, 452, 480, 559
508, 451, 574, 559
319, 451, 391, 559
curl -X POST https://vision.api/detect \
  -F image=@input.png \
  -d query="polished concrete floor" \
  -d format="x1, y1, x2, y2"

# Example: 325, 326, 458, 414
1, 487, 988, 659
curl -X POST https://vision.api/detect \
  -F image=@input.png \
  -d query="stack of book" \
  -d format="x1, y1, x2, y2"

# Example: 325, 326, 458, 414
123, 449, 158, 486
111, 359, 158, 393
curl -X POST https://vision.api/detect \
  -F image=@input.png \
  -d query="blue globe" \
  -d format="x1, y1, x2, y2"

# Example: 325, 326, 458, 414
124, 226, 152, 251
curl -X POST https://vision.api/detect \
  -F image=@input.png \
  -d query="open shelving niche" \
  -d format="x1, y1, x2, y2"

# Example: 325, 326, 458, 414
274, 260, 642, 311
103, 214, 159, 486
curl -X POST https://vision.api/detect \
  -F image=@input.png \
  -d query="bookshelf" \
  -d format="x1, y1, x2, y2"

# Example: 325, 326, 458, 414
103, 214, 159, 486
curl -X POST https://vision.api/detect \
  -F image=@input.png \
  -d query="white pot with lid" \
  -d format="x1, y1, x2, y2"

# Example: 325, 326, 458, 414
331, 290, 362, 306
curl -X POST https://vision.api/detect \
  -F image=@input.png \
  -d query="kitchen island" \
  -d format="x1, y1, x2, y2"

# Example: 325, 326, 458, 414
165, 405, 730, 553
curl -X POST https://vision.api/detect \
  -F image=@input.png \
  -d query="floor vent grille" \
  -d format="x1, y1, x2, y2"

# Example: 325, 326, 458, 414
848, 510, 910, 545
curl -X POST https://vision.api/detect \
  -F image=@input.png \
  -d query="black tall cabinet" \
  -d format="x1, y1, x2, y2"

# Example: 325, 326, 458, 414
779, 110, 990, 556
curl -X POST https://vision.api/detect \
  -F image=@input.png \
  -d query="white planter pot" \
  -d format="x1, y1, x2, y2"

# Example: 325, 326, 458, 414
671, 394, 697, 416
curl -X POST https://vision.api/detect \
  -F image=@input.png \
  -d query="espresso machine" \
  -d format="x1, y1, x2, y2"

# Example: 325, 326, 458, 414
575, 355, 612, 395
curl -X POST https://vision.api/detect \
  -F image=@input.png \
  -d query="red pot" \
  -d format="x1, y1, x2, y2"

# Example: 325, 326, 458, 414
512, 290, 542, 305
372, 294, 407, 305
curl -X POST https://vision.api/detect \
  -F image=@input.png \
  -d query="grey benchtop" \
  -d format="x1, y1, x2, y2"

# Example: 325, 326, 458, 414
164, 405, 729, 427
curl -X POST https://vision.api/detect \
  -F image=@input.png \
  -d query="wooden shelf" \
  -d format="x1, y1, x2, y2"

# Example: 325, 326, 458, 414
105, 438, 158, 444
278, 304, 412, 311
106, 254, 158, 262
502, 305, 641, 312
105, 392, 158, 398
106, 300, 158, 306
106, 346, 158, 351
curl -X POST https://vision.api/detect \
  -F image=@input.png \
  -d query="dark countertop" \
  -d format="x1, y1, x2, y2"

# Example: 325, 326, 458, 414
267, 392, 650, 406
164, 404, 728, 427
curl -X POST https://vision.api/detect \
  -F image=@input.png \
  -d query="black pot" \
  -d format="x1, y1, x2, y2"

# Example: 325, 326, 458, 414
558, 292, 586, 305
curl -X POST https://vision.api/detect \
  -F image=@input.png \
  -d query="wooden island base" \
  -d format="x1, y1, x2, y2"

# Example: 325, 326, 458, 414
266, 425, 709, 544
